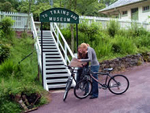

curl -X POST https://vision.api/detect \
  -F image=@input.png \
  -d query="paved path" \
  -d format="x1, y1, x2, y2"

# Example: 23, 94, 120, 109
31, 63, 150, 113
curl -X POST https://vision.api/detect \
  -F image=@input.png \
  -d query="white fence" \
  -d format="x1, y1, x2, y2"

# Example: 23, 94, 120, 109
60, 16, 150, 30
79, 16, 150, 30
0, 11, 30, 30
1, 11, 149, 31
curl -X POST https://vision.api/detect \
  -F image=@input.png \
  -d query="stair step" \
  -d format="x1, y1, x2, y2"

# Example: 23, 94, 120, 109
39, 41, 54, 43
43, 50, 58, 52
45, 52, 60, 55
39, 41, 54, 44
47, 78, 68, 83
45, 61, 64, 64
45, 69, 68, 73
46, 65, 65, 68
45, 55, 61, 58
39, 38, 53, 40
42, 47, 57, 49
41, 44, 56, 46
46, 73, 70, 78
46, 59, 62, 62
48, 84, 67, 89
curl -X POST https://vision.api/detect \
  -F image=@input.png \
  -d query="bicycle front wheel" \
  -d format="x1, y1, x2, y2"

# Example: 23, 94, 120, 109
108, 75, 129, 95
74, 79, 92, 99
63, 79, 72, 101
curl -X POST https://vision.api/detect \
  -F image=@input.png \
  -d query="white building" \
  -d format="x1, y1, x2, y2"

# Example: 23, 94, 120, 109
99, 0, 150, 23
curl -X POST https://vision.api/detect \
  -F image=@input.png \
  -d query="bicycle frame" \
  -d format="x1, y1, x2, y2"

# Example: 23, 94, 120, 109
88, 70, 116, 89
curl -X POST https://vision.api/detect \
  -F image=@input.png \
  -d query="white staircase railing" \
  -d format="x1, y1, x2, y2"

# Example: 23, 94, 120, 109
50, 23, 75, 65
30, 14, 41, 70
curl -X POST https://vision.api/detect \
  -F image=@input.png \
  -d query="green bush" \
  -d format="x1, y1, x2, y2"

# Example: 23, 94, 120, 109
61, 19, 150, 61
0, 17, 15, 34
127, 22, 149, 37
111, 35, 137, 54
0, 42, 11, 63
107, 20, 120, 37
0, 59, 22, 78
0, 32, 49, 112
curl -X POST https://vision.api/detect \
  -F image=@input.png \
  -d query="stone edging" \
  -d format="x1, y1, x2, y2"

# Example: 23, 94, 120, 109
99, 52, 150, 72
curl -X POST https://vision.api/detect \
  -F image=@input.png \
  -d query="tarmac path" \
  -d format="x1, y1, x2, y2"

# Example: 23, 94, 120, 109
31, 63, 150, 113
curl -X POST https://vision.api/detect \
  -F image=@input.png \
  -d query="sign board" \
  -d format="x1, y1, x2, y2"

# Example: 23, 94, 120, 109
40, 8, 79, 24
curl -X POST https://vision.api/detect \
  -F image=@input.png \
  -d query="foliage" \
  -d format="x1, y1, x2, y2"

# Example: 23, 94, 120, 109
0, 32, 49, 112
17, 1, 51, 21
0, 17, 15, 40
107, 20, 120, 37
0, 42, 11, 63
61, 19, 150, 61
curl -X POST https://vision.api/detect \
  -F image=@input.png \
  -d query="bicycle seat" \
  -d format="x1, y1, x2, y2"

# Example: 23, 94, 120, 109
103, 68, 113, 72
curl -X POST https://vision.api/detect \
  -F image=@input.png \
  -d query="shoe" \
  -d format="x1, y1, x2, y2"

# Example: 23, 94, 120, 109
89, 96, 98, 99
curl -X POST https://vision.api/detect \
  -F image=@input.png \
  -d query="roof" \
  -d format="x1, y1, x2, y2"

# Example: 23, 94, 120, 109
99, 0, 143, 12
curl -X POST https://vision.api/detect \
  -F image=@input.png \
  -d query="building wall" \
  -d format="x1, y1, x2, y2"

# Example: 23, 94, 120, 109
118, 1, 150, 23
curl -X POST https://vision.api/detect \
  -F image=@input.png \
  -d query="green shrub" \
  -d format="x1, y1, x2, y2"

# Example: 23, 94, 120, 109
127, 22, 149, 37
0, 59, 22, 78
111, 35, 137, 54
107, 20, 120, 37
0, 42, 11, 63
0, 17, 15, 34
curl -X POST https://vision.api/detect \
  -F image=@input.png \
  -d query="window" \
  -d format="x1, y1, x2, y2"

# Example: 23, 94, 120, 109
143, 6, 149, 12
122, 11, 127, 16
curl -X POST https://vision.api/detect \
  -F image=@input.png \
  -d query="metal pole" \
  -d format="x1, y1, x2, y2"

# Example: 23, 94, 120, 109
76, 24, 78, 54
41, 22, 44, 87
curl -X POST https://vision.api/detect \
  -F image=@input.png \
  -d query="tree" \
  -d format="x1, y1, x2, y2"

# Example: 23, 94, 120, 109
99, 0, 117, 6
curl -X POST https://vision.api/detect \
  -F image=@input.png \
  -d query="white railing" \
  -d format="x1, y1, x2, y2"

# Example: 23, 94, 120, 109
0, 11, 29, 30
50, 23, 74, 65
30, 14, 48, 90
30, 14, 41, 70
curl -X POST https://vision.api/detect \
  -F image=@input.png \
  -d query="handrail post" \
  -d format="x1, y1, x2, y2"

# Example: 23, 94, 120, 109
57, 27, 59, 45
65, 45, 67, 63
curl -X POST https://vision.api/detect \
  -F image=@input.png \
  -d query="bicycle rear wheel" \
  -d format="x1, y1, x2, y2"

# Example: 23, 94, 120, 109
63, 79, 72, 101
108, 75, 129, 95
74, 79, 92, 99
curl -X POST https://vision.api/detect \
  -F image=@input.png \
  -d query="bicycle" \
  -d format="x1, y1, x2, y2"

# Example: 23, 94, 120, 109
74, 67, 130, 99
63, 65, 92, 101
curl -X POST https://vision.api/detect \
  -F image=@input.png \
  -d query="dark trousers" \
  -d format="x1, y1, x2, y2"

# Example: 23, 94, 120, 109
91, 65, 100, 97
77, 66, 88, 83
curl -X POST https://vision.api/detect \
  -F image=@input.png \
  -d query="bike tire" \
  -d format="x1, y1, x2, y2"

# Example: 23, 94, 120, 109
108, 75, 129, 95
74, 79, 92, 99
63, 79, 72, 101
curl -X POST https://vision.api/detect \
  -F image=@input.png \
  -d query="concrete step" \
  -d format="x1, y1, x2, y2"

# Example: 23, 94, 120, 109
45, 55, 61, 58
40, 44, 56, 46
46, 73, 70, 79
44, 52, 60, 55
42, 46, 57, 49
42, 49, 58, 52
46, 65, 66, 68
48, 84, 66, 89
47, 78, 68, 84
46, 59, 62, 62
45, 69, 68, 73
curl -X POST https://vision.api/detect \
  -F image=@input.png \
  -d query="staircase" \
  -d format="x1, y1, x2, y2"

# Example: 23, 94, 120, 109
31, 14, 75, 90
38, 31, 72, 90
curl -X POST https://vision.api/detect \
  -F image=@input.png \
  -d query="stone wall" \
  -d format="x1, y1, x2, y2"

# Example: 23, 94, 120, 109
99, 52, 150, 72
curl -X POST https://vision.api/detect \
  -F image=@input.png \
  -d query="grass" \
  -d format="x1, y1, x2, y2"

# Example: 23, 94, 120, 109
0, 31, 49, 113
